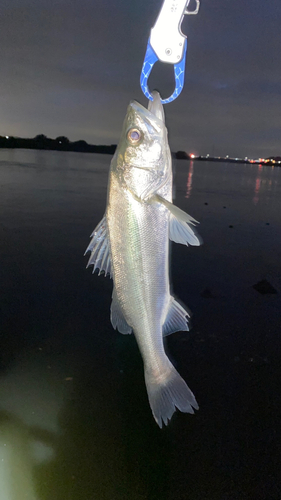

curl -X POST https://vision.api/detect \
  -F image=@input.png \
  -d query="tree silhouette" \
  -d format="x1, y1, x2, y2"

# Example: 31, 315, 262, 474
34, 134, 48, 142
55, 136, 70, 144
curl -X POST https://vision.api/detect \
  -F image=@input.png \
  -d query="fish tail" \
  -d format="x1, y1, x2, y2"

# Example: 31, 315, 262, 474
144, 361, 198, 428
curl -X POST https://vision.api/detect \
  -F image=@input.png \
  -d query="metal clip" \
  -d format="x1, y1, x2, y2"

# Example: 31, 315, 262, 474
185, 0, 200, 15
140, 0, 200, 104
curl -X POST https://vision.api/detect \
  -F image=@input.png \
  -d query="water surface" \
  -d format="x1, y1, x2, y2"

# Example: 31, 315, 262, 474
0, 149, 280, 499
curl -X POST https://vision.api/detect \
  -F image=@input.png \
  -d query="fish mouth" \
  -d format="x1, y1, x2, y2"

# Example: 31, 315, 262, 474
130, 91, 165, 126
147, 91, 165, 122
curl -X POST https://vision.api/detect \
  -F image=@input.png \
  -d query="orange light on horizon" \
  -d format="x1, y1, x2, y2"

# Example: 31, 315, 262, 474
190, 154, 196, 159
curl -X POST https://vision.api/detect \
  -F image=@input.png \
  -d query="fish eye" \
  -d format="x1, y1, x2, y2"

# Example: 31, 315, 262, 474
127, 128, 142, 144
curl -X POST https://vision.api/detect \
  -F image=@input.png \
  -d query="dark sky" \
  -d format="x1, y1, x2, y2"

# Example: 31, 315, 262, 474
1, 0, 280, 157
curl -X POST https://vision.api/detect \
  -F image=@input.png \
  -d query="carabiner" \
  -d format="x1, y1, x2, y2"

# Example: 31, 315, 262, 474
140, 0, 200, 104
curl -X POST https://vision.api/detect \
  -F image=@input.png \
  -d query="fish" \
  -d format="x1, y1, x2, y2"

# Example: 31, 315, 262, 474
85, 91, 201, 427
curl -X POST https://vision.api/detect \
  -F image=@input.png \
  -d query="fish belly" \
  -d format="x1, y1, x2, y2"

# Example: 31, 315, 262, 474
107, 177, 169, 371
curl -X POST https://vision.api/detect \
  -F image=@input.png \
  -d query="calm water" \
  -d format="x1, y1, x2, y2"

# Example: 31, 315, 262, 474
0, 149, 281, 499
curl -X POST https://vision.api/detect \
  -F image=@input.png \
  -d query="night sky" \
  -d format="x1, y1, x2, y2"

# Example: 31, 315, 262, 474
1, 0, 280, 157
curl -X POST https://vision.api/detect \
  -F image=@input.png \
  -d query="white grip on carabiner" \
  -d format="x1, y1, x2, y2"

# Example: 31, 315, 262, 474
150, 0, 191, 64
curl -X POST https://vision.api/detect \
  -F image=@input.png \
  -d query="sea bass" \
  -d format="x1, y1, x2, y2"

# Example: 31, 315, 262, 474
85, 91, 201, 427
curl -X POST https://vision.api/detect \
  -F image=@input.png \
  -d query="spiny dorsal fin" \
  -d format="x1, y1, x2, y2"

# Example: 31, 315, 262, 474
85, 215, 112, 278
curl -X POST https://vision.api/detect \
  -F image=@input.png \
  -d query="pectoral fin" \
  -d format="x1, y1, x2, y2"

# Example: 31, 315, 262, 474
151, 194, 202, 246
85, 215, 112, 277
110, 288, 133, 335
162, 297, 190, 336
169, 213, 201, 246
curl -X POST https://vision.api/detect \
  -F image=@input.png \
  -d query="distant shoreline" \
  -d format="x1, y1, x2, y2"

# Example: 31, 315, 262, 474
0, 135, 117, 155
175, 151, 281, 167
1, 135, 280, 167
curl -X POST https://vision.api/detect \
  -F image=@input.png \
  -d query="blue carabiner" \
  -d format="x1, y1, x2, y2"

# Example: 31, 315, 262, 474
140, 38, 187, 104
140, 0, 200, 104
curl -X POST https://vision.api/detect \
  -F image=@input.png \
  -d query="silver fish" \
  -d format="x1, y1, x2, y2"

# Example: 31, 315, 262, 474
85, 91, 201, 427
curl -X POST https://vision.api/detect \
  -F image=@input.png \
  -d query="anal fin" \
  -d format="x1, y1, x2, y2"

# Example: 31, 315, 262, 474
162, 297, 190, 336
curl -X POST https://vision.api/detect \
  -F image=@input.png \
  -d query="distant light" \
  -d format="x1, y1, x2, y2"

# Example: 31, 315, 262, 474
226, 155, 229, 158
206, 154, 209, 157
245, 157, 248, 160
5, 135, 9, 139
59, 141, 62, 144
190, 154, 195, 159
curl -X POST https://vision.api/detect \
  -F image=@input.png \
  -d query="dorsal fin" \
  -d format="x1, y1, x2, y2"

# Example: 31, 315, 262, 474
110, 288, 133, 335
85, 215, 112, 277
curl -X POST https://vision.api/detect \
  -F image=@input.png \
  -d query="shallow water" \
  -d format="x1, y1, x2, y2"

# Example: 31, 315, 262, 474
0, 149, 280, 499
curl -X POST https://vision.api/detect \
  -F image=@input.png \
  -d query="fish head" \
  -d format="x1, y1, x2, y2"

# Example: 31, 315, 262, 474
113, 91, 171, 200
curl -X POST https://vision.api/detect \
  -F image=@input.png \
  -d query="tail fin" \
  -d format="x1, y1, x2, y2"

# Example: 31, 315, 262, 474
145, 363, 198, 428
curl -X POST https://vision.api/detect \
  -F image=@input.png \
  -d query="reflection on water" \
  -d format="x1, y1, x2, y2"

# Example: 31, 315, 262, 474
0, 412, 55, 500
0, 414, 37, 500
185, 161, 193, 199
253, 164, 278, 205
0, 353, 65, 500
0, 149, 281, 499
183, 159, 280, 207
253, 164, 263, 205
